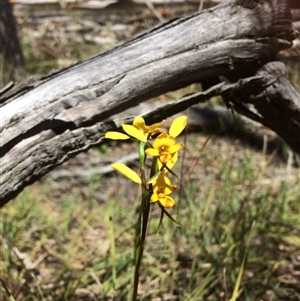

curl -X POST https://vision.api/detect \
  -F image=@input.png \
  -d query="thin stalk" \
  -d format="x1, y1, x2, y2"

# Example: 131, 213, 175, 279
132, 142, 153, 301
132, 149, 158, 301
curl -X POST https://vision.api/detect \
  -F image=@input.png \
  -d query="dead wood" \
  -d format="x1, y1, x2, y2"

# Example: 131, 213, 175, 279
0, 0, 299, 207
225, 62, 300, 154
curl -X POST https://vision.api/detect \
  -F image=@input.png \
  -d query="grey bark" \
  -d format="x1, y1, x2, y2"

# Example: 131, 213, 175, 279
0, 0, 299, 207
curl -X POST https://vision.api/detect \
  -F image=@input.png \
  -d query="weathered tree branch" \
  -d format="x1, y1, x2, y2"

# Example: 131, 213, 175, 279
227, 62, 300, 151
0, 0, 299, 206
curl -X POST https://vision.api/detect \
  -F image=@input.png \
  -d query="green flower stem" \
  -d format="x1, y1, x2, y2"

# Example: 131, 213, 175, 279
132, 190, 151, 301
132, 142, 150, 301
132, 145, 160, 301
150, 156, 158, 178
139, 142, 146, 170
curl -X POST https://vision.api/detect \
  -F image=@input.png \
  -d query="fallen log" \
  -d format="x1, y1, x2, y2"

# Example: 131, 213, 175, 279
0, 0, 299, 207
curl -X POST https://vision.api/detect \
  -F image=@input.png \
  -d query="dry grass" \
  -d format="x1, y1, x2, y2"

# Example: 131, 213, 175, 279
1, 134, 300, 300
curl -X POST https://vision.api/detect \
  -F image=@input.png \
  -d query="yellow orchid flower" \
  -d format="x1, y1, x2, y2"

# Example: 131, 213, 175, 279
158, 150, 178, 171
144, 115, 186, 165
133, 116, 165, 137
111, 163, 142, 184
105, 116, 165, 142
145, 132, 183, 165
150, 172, 179, 209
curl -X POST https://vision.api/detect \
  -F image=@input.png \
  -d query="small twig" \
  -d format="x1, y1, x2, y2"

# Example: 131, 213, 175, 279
142, 0, 166, 23
198, 0, 205, 11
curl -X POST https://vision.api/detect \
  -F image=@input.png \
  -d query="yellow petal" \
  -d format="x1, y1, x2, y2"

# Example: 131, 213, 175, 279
153, 132, 175, 149
111, 163, 142, 184
150, 193, 159, 203
122, 124, 147, 142
159, 153, 172, 165
148, 120, 165, 133
133, 116, 149, 133
167, 184, 179, 195
169, 116, 187, 138
147, 170, 161, 184
105, 131, 130, 140
159, 196, 175, 209
168, 143, 184, 154
155, 173, 171, 187
158, 152, 178, 170
161, 183, 179, 195
145, 148, 160, 156
153, 173, 179, 195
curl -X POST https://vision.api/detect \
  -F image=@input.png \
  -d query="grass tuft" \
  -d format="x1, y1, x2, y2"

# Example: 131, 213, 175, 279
1, 136, 299, 300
